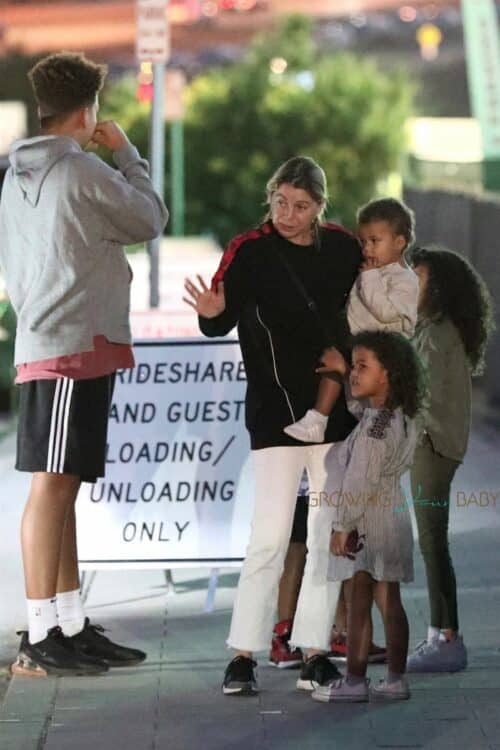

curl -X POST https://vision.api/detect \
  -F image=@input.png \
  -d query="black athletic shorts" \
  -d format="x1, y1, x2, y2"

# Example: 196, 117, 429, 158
16, 374, 115, 483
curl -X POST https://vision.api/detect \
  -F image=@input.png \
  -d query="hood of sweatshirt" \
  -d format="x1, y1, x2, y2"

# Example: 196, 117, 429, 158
8, 136, 82, 207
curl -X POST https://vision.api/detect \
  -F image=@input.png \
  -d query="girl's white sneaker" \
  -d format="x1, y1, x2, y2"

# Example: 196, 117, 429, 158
312, 676, 369, 703
406, 635, 467, 673
370, 677, 410, 701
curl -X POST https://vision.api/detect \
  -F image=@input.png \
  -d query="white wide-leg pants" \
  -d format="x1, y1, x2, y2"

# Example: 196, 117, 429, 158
227, 443, 341, 653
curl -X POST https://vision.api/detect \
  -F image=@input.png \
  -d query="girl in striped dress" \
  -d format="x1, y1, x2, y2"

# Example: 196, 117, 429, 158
312, 330, 426, 703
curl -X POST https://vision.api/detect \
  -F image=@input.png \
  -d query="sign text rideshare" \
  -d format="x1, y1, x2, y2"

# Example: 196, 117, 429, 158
76, 340, 254, 567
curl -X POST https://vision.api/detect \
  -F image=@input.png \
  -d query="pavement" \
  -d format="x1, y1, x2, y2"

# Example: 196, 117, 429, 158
1, 408, 500, 750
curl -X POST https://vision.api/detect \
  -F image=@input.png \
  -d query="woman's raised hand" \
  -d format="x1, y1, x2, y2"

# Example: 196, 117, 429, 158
183, 276, 226, 318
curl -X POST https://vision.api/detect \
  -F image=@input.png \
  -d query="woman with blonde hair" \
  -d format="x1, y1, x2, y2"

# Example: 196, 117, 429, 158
185, 156, 362, 695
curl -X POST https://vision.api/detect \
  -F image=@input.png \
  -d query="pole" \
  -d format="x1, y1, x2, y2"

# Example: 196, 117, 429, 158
147, 62, 166, 308
461, 0, 500, 191
171, 119, 185, 236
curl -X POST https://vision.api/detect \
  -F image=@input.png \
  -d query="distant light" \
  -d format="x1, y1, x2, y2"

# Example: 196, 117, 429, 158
201, 0, 218, 16
138, 61, 153, 86
270, 57, 288, 75
295, 71, 315, 91
399, 5, 417, 23
137, 83, 154, 103
423, 3, 440, 20
220, 0, 235, 9
416, 23, 443, 60
408, 117, 484, 163
349, 13, 367, 28
236, 0, 257, 9
169, 5, 192, 23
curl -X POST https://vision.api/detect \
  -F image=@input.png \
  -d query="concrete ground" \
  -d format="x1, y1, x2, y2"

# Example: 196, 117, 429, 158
1, 412, 499, 750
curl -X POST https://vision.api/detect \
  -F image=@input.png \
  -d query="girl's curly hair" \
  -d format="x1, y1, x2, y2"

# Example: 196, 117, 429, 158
351, 330, 427, 419
410, 246, 495, 376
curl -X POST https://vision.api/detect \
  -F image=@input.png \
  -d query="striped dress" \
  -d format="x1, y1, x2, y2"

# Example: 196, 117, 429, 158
327, 405, 417, 583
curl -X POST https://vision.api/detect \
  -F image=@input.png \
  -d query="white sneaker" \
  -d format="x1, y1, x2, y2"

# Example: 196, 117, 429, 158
284, 410, 327, 443
312, 676, 369, 703
406, 635, 467, 673
370, 677, 410, 701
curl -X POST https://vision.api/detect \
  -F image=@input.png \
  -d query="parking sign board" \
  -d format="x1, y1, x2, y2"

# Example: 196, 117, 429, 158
136, 0, 170, 64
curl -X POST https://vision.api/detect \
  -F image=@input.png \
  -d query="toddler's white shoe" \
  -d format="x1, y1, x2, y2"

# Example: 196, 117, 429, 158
284, 410, 327, 443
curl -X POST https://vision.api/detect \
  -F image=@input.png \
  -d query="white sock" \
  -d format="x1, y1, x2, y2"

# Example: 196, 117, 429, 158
427, 626, 440, 642
310, 409, 329, 424
439, 630, 457, 642
27, 597, 58, 645
57, 588, 86, 637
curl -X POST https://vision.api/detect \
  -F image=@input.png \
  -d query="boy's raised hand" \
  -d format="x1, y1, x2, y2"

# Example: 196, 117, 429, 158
183, 276, 226, 319
91, 121, 129, 152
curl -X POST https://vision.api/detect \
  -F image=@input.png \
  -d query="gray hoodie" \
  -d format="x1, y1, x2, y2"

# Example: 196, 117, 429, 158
0, 135, 168, 365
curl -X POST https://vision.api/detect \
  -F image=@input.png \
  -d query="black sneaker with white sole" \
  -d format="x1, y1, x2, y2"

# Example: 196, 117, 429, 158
296, 654, 343, 691
69, 618, 146, 667
222, 656, 258, 696
11, 627, 109, 677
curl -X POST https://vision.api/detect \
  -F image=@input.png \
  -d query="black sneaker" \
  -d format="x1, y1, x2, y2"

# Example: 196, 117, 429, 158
69, 618, 146, 667
222, 656, 258, 696
11, 627, 109, 677
296, 653, 343, 692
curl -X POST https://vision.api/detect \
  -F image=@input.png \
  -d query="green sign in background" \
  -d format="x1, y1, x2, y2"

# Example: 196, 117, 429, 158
462, 0, 500, 160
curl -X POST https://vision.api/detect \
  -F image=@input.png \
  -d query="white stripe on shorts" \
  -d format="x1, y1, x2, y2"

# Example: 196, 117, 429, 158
46, 378, 74, 473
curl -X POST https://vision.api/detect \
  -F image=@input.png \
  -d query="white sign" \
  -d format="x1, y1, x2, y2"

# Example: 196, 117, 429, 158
136, 0, 170, 64
0, 102, 27, 156
76, 340, 254, 568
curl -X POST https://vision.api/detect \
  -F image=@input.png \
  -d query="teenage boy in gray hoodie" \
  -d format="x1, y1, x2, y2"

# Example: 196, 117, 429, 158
0, 52, 168, 676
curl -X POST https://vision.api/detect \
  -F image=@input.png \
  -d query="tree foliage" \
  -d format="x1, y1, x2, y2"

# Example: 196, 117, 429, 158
100, 15, 414, 243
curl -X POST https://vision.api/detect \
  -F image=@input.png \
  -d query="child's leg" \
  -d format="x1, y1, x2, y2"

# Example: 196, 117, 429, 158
333, 580, 373, 639
410, 439, 460, 634
374, 581, 409, 675
314, 376, 342, 417
22, 473, 81, 599
21, 472, 81, 643
56, 504, 81, 594
55, 505, 87, 637
277, 541, 307, 622
332, 581, 347, 633
345, 571, 374, 678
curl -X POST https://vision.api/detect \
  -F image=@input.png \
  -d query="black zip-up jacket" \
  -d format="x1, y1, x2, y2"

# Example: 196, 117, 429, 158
199, 221, 362, 449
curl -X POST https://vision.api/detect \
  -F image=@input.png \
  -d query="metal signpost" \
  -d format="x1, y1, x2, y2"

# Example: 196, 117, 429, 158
136, 0, 170, 307
165, 69, 187, 237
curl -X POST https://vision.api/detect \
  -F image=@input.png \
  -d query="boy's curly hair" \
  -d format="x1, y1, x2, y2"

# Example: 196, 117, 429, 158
28, 52, 107, 126
357, 197, 415, 249
410, 246, 495, 376
351, 330, 427, 419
